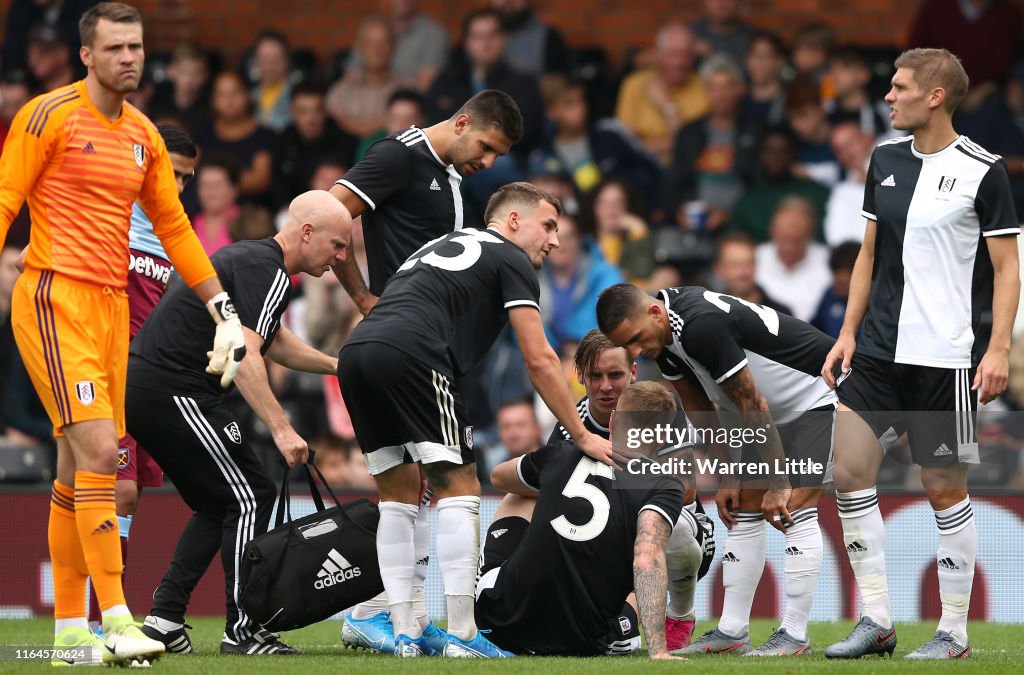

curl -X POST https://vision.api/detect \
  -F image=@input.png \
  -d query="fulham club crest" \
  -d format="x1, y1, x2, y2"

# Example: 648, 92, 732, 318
464, 426, 474, 449
938, 175, 956, 192
133, 143, 145, 167
224, 421, 242, 444
75, 381, 95, 405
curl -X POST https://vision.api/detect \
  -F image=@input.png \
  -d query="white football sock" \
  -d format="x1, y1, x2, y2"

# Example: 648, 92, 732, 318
55, 617, 88, 637
377, 501, 420, 638
718, 512, 765, 638
100, 605, 131, 626
349, 592, 389, 621
148, 615, 183, 632
413, 489, 432, 630
117, 514, 132, 539
935, 497, 975, 644
780, 508, 822, 642
666, 513, 701, 619
436, 496, 480, 641
837, 488, 891, 629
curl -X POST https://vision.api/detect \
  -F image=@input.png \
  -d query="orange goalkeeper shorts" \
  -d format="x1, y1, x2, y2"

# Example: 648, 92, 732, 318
11, 268, 129, 437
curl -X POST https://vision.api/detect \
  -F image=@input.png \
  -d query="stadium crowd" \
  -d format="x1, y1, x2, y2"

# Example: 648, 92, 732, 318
1, 0, 1024, 493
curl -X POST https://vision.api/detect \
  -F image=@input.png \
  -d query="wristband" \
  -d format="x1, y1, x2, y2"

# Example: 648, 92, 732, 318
206, 291, 238, 324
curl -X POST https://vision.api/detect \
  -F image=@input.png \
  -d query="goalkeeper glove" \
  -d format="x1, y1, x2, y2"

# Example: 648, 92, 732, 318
205, 292, 246, 388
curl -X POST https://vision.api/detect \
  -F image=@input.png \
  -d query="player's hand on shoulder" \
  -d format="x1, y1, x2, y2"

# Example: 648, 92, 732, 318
822, 332, 856, 388
273, 427, 309, 468
577, 432, 617, 468
205, 292, 246, 388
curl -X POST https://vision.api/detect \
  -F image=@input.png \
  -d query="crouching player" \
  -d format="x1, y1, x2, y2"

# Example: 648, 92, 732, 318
477, 382, 701, 658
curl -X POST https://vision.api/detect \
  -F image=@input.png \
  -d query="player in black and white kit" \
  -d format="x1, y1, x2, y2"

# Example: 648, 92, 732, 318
337, 183, 613, 658
329, 90, 524, 653
125, 192, 353, 656
481, 382, 692, 659
329, 89, 521, 314
821, 49, 1020, 660
542, 329, 712, 651
598, 283, 839, 656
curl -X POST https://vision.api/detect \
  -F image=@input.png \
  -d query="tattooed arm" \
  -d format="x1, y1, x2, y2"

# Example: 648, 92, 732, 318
719, 366, 792, 531
633, 510, 679, 659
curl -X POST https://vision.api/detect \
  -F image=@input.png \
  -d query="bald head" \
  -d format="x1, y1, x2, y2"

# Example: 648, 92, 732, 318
285, 190, 350, 233
279, 190, 353, 276
656, 23, 696, 86
770, 197, 816, 268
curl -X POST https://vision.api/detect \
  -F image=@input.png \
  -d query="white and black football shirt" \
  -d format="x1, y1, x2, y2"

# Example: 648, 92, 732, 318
655, 287, 837, 424
130, 238, 291, 396
860, 135, 1020, 368
345, 228, 540, 375
548, 398, 609, 444
548, 396, 695, 455
336, 126, 463, 296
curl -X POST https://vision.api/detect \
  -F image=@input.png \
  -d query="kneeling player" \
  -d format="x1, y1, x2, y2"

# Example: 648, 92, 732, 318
598, 284, 838, 656
476, 382, 696, 658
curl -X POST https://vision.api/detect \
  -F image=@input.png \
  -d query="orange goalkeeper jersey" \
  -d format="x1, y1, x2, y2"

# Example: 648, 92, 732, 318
0, 81, 215, 289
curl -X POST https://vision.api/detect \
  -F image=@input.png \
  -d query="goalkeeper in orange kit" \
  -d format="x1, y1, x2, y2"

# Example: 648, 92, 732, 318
0, 2, 244, 666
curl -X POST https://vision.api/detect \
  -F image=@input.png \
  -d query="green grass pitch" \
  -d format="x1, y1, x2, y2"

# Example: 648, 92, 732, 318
0, 618, 1019, 672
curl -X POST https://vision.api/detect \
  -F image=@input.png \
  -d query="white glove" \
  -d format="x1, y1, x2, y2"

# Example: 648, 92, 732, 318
205, 292, 246, 388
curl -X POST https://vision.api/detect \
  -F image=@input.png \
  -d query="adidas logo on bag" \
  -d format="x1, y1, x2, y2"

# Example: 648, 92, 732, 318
314, 548, 362, 590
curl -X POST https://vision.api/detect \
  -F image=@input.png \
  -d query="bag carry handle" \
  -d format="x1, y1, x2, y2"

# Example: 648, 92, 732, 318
274, 462, 293, 528
274, 449, 356, 529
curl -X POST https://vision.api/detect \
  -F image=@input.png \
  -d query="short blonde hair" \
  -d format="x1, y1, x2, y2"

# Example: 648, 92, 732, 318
894, 48, 969, 113
617, 381, 676, 414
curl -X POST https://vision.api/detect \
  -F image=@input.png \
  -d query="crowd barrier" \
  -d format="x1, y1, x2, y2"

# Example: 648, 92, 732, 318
0, 489, 1021, 622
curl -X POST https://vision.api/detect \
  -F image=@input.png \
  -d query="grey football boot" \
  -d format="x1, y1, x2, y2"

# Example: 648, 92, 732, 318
824, 616, 896, 659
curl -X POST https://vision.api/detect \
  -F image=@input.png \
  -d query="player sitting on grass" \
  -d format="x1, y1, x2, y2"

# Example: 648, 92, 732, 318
478, 381, 697, 658
546, 329, 715, 651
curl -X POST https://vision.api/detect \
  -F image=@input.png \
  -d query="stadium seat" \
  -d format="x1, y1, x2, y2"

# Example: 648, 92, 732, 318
861, 45, 901, 100
568, 46, 610, 86
328, 48, 352, 84
0, 443, 54, 483
144, 51, 172, 84
289, 48, 319, 85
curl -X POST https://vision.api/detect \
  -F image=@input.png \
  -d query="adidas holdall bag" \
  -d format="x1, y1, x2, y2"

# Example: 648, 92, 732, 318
240, 459, 384, 631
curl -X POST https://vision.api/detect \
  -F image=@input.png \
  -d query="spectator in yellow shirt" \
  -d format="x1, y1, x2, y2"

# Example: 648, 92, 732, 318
615, 23, 709, 165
